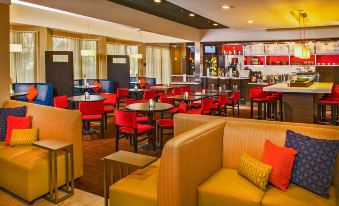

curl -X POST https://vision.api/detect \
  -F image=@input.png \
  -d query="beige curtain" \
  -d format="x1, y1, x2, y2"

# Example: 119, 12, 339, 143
10, 31, 37, 83
107, 44, 126, 55
81, 40, 97, 79
146, 46, 171, 84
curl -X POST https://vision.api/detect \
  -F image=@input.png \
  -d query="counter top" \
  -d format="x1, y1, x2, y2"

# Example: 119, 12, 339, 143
200, 76, 250, 80
263, 82, 333, 94
248, 82, 269, 86
171, 82, 200, 85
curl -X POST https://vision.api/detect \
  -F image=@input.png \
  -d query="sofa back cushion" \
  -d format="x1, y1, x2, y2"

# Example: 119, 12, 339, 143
158, 119, 226, 206
222, 120, 339, 186
35, 84, 49, 101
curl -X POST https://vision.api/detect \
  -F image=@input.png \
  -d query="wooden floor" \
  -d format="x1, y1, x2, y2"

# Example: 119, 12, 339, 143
75, 104, 254, 197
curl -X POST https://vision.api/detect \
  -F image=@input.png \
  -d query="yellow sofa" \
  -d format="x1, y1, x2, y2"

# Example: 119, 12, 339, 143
1, 100, 83, 202
109, 114, 339, 206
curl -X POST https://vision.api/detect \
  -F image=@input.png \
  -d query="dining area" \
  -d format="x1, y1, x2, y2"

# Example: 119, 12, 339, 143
52, 82, 241, 153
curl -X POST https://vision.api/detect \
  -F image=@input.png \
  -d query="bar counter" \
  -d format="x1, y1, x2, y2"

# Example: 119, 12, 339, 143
264, 82, 333, 123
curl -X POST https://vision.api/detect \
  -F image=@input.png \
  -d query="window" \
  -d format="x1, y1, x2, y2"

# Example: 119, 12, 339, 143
10, 31, 37, 83
146, 46, 171, 84
107, 43, 139, 76
52, 36, 97, 79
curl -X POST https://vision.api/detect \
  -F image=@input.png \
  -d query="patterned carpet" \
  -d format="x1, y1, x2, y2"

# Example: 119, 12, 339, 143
75, 104, 253, 197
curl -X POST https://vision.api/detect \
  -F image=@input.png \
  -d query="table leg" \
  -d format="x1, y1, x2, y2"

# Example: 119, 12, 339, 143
104, 160, 108, 206
53, 150, 58, 202
65, 148, 69, 192
70, 145, 74, 194
48, 150, 53, 200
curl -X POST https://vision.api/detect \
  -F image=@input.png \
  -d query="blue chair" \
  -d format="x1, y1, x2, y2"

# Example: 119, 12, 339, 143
13, 83, 54, 106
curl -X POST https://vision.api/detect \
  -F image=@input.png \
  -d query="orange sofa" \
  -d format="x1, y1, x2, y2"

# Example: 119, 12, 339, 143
1, 100, 83, 202
110, 114, 338, 206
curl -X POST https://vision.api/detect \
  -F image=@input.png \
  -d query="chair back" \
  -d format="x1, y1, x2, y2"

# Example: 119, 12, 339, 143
117, 88, 130, 98
178, 102, 188, 113
218, 94, 229, 106
232, 91, 241, 101
172, 87, 183, 95
144, 90, 157, 100
201, 98, 214, 112
100, 93, 117, 106
114, 109, 137, 128
250, 87, 267, 99
54, 95, 68, 109
79, 100, 104, 116
160, 94, 174, 104
183, 86, 192, 95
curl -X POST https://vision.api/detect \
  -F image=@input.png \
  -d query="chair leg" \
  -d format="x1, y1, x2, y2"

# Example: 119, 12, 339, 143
152, 129, 156, 151
258, 103, 262, 120
250, 100, 254, 119
224, 106, 227, 117
331, 105, 336, 125
133, 134, 138, 153
237, 102, 240, 115
232, 105, 235, 117
115, 127, 119, 152
279, 99, 283, 121
263, 102, 267, 120
101, 118, 104, 139
104, 113, 108, 130
160, 127, 163, 149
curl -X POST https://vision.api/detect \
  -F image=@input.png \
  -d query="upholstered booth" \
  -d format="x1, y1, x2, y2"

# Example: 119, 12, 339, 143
129, 77, 156, 89
1, 100, 83, 202
12, 83, 53, 106
109, 114, 339, 206
74, 79, 115, 95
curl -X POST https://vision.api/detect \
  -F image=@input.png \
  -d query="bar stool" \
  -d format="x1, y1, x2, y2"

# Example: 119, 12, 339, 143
250, 87, 268, 120
318, 99, 339, 126
271, 92, 284, 121
266, 95, 279, 121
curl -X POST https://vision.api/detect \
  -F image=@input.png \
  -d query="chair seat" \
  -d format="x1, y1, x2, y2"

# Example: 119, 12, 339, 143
157, 119, 173, 127
261, 184, 336, 206
104, 100, 116, 106
212, 104, 225, 110
82, 114, 102, 120
188, 103, 201, 108
104, 106, 114, 113
120, 124, 154, 134
198, 168, 265, 206
251, 98, 267, 102
225, 99, 234, 105
168, 107, 180, 113
319, 99, 339, 104
136, 116, 149, 123
266, 96, 279, 101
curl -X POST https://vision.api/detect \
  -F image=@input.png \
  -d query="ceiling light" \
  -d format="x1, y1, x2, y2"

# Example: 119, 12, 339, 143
213, 23, 219, 26
189, 13, 195, 17
154, 0, 161, 3
248, 20, 254, 24
222, 5, 230, 9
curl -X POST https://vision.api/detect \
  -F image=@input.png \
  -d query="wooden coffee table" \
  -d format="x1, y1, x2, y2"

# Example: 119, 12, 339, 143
103, 150, 157, 206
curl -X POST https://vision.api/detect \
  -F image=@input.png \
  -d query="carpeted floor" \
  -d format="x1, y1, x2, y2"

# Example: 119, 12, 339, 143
75, 104, 254, 197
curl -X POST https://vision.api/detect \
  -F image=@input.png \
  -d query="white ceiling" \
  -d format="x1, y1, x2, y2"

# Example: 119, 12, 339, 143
168, 0, 339, 30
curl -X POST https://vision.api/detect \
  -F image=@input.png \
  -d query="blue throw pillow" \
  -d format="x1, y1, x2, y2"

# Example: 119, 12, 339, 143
36, 85, 48, 101
0, 106, 27, 141
285, 130, 339, 198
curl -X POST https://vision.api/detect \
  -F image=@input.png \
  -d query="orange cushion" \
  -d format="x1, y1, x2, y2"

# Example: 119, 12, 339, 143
5, 116, 32, 145
262, 140, 298, 191
140, 78, 147, 88
27, 85, 39, 102
92, 81, 102, 93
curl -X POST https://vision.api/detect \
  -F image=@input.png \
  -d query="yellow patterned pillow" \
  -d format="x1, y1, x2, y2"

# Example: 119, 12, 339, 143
238, 153, 272, 191
10, 128, 38, 146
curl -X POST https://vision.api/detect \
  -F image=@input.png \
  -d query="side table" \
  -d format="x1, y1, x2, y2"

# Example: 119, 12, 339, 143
103, 150, 157, 206
33, 139, 74, 204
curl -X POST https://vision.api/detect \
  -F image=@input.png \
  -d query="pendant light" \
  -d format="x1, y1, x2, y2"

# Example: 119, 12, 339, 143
293, 10, 310, 59
81, 21, 96, 57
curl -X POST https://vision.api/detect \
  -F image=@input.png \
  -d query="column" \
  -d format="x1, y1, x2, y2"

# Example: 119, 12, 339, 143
0, 1, 10, 106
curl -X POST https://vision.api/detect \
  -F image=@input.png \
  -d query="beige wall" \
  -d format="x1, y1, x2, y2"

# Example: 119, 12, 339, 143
171, 44, 187, 75
0, 3, 10, 106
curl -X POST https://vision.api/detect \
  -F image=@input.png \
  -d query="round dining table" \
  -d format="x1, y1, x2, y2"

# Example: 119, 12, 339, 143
67, 95, 106, 102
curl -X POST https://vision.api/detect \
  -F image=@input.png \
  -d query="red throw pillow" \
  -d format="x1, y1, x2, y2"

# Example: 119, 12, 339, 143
92, 81, 102, 93
262, 140, 297, 191
5, 116, 32, 145
27, 85, 39, 102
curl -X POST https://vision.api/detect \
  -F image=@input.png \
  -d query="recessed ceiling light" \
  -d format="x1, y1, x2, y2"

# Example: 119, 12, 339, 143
189, 13, 195, 17
248, 20, 254, 24
222, 5, 230, 9
154, 0, 161, 3
213, 23, 219, 26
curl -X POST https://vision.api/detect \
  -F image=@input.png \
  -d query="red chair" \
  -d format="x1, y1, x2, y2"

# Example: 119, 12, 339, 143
250, 87, 268, 120
100, 93, 117, 130
226, 91, 241, 117
125, 99, 149, 123
172, 87, 183, 95
318, 85, 339, 125
182, 86, 192, 95
143, 90, 157, 100
79, 100, 105, 138
187, 98, 214, 115
115, 109, 155, 153
211, 94, 228, 116
54, 95, 68, 109
156, 102, 187, 149
117, 88, 134, 109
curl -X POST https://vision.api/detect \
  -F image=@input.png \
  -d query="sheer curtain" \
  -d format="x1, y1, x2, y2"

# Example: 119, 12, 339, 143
52, 36, 82, 79
107, 44, 126, 55
82, 40, 97, 79
10, 31, 37, 83
146, 46, 171, 84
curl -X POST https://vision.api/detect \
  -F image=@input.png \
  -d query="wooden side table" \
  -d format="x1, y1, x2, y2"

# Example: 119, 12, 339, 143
103, 150, 157, 206
33, 139, 74, 204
